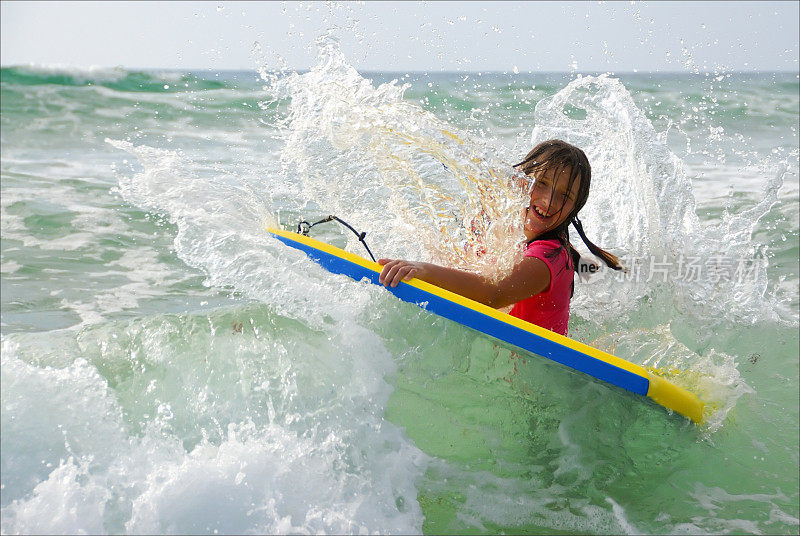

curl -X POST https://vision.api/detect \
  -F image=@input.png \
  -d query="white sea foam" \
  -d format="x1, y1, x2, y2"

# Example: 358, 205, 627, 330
57, 247, 193, 326
423, 459, 632, 534
10, 63, 131, 83
689, 484, 797, 534
1, 260, 21, 274
605, 497, 639, 535
1, 307, 429, 534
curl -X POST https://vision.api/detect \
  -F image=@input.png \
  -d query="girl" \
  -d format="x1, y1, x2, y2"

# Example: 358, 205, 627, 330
377, 139, 624, 336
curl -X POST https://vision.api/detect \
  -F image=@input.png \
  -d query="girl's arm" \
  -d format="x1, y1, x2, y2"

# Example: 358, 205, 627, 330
377, 256, 551, 309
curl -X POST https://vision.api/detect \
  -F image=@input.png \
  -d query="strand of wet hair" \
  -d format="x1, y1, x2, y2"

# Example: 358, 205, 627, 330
571, 216, 625, 272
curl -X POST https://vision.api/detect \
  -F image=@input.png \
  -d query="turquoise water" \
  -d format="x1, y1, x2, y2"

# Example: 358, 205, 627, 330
1, 40, 798, 534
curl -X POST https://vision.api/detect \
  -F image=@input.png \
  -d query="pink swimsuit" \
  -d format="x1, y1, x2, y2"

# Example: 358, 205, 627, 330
508, 239, 575, 336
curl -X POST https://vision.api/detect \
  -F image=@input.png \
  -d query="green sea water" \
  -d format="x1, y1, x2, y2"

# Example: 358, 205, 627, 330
1, 42, 798, 534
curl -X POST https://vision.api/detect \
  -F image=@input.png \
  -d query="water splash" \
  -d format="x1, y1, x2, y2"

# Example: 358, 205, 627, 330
530, 74, 788, 325
262, 35, 528, 281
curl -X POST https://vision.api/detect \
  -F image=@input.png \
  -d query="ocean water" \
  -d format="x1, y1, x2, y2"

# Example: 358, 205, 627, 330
1, 39, 798, 534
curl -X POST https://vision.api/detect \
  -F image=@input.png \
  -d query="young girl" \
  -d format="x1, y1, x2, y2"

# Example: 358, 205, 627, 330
377, 139, 624, 336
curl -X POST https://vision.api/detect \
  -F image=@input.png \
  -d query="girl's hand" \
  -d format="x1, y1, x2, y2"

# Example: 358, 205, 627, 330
511, 169, 531, 192
378, 258, 425, 287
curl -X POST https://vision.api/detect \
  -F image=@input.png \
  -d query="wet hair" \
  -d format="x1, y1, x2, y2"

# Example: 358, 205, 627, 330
515, 139, 624, 273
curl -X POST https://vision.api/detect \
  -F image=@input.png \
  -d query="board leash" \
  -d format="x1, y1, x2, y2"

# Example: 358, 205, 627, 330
297, 215, 377, 262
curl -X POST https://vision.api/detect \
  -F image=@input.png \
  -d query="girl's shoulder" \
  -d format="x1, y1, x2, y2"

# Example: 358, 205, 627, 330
524, 238, 574, 273
524, 238, 564, 255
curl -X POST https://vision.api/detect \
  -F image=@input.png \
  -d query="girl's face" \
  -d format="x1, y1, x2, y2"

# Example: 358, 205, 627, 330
522, 166, 581, 241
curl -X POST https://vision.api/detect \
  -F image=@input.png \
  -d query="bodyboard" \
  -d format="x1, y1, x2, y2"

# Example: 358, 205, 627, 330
267, 226, 705, 423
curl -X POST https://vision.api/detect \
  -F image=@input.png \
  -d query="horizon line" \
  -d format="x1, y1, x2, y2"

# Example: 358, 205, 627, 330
2, 64, 798, 76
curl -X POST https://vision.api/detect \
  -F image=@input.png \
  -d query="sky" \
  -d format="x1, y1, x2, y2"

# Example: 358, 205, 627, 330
1, 1, 798, 73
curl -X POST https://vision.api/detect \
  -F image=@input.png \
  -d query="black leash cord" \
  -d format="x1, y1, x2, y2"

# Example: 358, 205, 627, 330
297, 215, 377, 262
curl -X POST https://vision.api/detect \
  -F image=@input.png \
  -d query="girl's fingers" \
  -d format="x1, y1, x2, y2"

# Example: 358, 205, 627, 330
381, 263, 397, 286
399, 266, 419, 286
378, 258, 398, 283
378, 259, 421, 287
392, 266, 411, 287
378, 260, 415, 287
379, 259, 402, 286
378, 263, 390, 285
391, 264, 410, 287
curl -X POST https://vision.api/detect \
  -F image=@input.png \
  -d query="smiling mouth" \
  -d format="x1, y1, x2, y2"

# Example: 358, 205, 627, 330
528, 205, 550, 221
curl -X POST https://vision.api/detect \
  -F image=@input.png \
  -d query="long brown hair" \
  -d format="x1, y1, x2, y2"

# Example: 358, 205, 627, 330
515, 139, 624, 272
